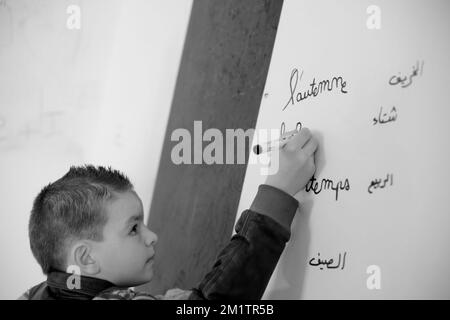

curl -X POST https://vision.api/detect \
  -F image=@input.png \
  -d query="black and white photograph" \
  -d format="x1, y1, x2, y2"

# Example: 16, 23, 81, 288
1, 0, 449, 306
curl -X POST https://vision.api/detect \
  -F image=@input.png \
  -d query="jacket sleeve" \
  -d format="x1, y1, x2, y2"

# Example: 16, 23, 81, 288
188, 184, 299, 300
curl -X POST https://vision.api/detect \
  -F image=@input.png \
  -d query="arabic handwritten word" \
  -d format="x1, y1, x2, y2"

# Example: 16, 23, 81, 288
309, 252, 347, 270
282, 68, 348, 111
305, 175, 350, 201
373, 106, 398, 125
368, 173, 393, 194
388, 60, 424, 88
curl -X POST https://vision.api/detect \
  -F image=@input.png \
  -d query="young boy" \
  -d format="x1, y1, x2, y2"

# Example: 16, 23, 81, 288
19, 127, 318, 300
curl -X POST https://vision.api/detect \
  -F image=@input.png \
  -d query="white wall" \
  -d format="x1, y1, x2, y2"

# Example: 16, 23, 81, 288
0, 0, 192, 299
236, 0, 450, 299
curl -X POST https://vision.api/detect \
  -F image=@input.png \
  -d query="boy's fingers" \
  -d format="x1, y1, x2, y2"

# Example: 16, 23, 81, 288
302, 136, 318, 157
284, 127, 311, 152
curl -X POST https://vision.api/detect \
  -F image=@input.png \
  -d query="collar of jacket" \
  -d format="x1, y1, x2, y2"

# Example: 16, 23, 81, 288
46, 270, 116, 300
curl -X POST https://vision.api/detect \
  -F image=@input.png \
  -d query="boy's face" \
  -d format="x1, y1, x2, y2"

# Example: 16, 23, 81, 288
91, 190, 158, 287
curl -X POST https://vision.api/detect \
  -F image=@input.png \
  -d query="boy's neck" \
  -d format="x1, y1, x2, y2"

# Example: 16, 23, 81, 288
46, 270, 116, 299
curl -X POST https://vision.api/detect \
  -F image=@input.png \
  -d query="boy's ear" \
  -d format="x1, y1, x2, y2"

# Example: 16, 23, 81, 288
71, 241, 100, 276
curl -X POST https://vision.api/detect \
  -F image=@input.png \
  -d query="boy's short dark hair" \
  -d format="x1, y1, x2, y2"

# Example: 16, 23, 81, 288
29, 165, 134, 275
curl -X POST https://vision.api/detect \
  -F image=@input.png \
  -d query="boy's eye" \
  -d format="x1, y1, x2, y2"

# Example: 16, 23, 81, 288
130, 224, 139, 235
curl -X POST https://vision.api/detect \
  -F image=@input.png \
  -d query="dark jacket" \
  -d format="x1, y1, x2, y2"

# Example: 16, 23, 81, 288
19, 184, 299, 300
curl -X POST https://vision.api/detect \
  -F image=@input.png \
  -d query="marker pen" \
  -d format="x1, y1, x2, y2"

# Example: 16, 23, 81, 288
253, 129, 299, 155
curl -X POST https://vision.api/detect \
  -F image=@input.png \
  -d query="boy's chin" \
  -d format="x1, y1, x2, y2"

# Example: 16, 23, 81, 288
120, 278, 152, 288
128, 270, 154, 287
109, 264, 154, 287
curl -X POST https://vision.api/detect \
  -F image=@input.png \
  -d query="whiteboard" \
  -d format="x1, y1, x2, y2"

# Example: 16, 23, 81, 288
236, 0, 450, 299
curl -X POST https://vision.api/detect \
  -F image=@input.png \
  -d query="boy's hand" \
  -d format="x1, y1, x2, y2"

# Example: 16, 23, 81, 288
264, 127, 318, 196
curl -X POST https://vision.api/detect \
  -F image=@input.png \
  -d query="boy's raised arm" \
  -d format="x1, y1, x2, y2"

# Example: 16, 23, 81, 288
189, 128, 318, 300
188, 184, 298, 300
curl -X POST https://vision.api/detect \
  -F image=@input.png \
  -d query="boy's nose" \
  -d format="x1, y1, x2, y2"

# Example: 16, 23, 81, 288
144, 228, 158, 247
